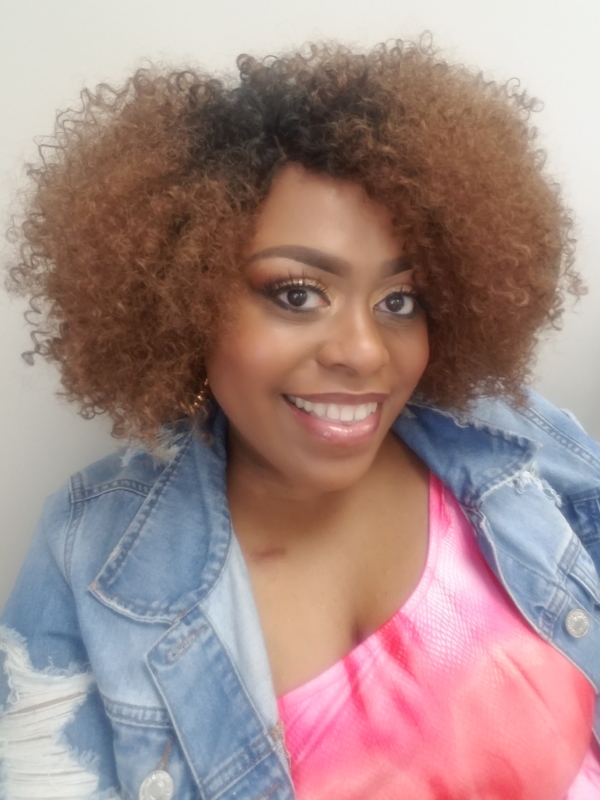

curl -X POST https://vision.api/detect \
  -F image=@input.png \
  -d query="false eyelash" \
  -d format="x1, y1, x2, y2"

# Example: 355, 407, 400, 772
377, 287, 420, 305
405, 289, 429, 314
259, 272, 329, 299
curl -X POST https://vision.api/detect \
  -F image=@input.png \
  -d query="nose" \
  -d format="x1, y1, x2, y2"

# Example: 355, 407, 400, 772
316, 302, 389, 377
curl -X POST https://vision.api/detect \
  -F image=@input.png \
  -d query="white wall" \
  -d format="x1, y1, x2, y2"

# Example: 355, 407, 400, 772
1, 0, 599, 607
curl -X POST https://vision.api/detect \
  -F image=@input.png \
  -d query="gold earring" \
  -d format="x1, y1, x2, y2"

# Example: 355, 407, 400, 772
184, 377, 211, 417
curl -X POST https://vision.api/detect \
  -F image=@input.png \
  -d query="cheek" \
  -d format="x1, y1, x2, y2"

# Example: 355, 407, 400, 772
206, 313, 309, 404
415, 331, 430, 375
390, 323, 430, 385
206, 337, 262, 405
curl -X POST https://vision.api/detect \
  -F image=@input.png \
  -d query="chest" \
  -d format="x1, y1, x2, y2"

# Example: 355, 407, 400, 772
275, 478, 598, 799
242, 477, 429, 697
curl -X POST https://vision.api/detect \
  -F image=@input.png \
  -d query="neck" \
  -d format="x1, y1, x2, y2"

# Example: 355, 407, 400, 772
226, 431, 424, 554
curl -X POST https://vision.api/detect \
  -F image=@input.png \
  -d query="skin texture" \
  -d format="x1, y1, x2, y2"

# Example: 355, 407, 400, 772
208, 165, 430, 694
208, 164, 429, 496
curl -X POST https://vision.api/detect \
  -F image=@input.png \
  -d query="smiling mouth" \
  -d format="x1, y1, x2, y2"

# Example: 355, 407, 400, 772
286, 395, 379, 424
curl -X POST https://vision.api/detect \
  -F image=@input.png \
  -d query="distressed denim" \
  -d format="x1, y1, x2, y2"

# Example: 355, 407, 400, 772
1, 390, 600, 800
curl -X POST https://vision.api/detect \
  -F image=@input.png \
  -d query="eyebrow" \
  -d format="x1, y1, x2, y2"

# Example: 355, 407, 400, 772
245, 244, 412, 277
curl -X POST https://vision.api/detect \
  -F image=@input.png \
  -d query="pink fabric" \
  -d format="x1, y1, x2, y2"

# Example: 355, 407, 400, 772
277, 474, 600, 799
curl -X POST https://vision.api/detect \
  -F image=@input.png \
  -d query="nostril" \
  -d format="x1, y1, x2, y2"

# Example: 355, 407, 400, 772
316, 316, 389, 375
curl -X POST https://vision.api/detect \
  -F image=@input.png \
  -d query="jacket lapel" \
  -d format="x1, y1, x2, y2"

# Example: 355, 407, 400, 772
395, 401, 539, 506
146, 602, 292, 800
89, 415, 293, 798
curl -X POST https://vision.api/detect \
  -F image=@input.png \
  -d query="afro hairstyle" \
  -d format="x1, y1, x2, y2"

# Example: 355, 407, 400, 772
6, 37, 584, 441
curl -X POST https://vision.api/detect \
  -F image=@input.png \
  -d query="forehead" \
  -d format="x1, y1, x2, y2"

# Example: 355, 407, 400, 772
249, 164, 403, 264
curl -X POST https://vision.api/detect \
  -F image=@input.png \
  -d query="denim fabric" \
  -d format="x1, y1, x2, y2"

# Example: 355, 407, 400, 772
1, 390, 600, 799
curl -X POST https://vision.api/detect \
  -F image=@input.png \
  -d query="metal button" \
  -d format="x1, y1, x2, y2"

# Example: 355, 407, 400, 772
139, 770, 174, 800
565, 609, 590, 638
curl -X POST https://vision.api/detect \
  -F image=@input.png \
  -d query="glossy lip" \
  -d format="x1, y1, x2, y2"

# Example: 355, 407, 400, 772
283, 394, 384, 445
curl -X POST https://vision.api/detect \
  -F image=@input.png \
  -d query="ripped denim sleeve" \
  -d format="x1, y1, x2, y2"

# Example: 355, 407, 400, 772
0, 485, 121, 800
0, 626, 115, 799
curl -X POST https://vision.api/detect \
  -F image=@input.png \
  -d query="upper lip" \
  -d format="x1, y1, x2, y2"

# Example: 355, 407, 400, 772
285, 392, 388, 405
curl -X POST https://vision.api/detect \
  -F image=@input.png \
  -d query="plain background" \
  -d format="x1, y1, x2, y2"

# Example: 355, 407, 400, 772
1, 0, 599, 608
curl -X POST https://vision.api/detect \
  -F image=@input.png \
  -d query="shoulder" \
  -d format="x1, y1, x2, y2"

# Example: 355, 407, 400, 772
41, 424, 199, 582
465, 389, 595, 438
407, 389, 599, 459
70, 445, 166, 503
463, 390, 600, 471
400, 390, 600, 500
67, 420, 199, 506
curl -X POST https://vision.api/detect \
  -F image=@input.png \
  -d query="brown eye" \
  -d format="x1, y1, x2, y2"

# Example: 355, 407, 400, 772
286, 288, 308, 307
375, 291, 418, 318
269, 283, 328, 311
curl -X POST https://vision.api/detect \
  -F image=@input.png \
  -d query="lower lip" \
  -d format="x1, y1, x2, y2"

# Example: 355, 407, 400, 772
284, 397, 383, 446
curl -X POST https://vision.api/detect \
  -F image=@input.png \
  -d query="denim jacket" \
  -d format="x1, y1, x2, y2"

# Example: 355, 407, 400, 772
1, 390, 600, 800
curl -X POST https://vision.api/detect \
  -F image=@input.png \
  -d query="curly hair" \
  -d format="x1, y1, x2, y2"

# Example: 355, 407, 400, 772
6, 38, 583, 441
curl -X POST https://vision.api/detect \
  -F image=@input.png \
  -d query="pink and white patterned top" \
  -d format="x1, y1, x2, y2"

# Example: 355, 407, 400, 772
277, 474, 600, 799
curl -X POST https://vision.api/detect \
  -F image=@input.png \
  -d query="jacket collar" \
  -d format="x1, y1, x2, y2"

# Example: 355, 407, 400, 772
90, 401, 537, 623
90, 413, 233, 623
394, 400, 538, 506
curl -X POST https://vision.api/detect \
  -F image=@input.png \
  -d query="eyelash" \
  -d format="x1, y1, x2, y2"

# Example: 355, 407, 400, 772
259, 274, 422, 318
259, 275, 329, 311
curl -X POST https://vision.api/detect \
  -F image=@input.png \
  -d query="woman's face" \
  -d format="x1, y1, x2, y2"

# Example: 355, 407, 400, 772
206, 164, 429, 494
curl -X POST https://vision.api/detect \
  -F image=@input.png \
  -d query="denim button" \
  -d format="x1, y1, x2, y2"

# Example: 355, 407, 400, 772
139, 770, 174, 800
565, 609, 590, 638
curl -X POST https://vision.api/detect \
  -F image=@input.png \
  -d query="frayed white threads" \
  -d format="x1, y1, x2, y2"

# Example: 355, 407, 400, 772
121, 429, 185, 468
510, 469, 563, 508
0, 626, 100, 799
561, 408, 586, 432
120, 446, 143, 469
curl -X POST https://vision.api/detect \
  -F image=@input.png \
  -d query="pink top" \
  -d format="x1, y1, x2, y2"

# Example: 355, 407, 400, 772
277, 474, 600, 799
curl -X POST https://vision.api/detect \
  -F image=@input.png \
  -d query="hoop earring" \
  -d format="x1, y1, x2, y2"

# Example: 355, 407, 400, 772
184, 377, 211, 417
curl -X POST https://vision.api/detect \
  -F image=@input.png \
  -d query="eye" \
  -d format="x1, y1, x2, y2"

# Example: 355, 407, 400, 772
276, 286, 325, 310
374, 290, 419, 318
260, 278, 329, 312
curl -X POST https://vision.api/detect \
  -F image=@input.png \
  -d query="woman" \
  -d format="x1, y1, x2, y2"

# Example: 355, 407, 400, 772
1, 39, 600, 800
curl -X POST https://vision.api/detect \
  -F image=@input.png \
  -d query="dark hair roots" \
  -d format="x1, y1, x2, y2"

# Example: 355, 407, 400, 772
6, 38, 584, 442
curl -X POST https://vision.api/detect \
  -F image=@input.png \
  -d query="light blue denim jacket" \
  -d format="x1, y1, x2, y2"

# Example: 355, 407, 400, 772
2, 390, 600, 800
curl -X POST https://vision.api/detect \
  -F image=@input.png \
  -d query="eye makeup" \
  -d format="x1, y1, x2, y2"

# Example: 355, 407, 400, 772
255, 272, 330, 313
253, 269, 427, 319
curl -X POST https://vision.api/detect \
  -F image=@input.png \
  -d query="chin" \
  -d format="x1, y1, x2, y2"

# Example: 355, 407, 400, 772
283, 451, 379, 496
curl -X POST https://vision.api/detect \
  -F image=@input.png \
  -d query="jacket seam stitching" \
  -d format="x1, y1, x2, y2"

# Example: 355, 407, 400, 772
523, 407, 600, 471
201, 601, 283, 794
209, 742, 279, 800
91, 435, 194, 591
72, 481, 153, 502
64, 474, 85, 587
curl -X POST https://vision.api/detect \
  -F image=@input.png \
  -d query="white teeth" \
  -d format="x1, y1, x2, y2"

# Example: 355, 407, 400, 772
287, 396, 378, 424
340, 406, 354, 422
354, 404, 368, 421
327, 404, 340, 420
